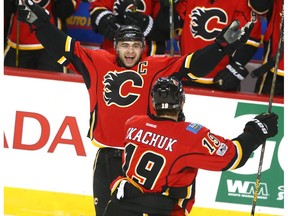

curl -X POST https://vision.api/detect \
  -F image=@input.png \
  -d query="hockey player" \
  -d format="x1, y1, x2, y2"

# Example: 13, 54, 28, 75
248, 0, 284, 96
103, 76, 278, 216
174, 0, 262, 91
17, 0, 253, 215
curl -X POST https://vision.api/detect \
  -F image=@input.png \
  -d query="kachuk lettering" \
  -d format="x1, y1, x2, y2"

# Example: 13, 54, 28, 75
126, 127, 177, 152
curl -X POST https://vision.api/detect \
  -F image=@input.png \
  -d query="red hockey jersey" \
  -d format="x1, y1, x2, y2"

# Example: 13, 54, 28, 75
68, 42, 189, 148
175, 0, 262, 80
111, 114, 241, 214
34, 21, 232, 149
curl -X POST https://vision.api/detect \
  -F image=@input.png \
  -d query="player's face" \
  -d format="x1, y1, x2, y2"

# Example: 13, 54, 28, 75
116, 41, 144, 68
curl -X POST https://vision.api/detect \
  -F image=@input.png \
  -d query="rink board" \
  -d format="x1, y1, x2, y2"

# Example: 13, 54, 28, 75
2, 67, 285, 216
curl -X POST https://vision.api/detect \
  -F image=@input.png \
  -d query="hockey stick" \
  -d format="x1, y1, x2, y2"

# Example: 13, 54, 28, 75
169, 0, 174, 56
16, 20, 20, 67
250, 6, 283, 216
16, 0, 24, 67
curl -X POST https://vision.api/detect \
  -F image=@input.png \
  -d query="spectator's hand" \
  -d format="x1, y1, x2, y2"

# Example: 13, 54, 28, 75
215, 20, 254, 55
213, 60, 249, 91
124, 11, 153, 37
244, 112, 278, 143
91, 10, 120, 41
17, 0, 50, 28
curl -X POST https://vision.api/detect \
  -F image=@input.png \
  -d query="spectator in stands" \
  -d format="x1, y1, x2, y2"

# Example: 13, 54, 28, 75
248, 0, 284, 96
4, 0, 80, 72
89, 0, 177, 56
174, 0, 262, 92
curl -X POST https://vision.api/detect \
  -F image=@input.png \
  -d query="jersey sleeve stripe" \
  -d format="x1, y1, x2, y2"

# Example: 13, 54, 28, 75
57, 56, 67, 64
184, 53, 194, 69
186, 75, 214, 84
229, 140, 243, 170
65, 36, 72, 52
185, 185, 193, 199
246, 39, 261, 48
89, 111, 96, 139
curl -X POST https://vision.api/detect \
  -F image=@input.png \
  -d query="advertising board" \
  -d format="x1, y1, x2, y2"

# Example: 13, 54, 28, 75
2, 68, 285, 216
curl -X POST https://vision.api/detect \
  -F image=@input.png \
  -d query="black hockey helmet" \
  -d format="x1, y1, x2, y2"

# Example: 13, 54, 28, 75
152, 77, 185, 112
114, 25, 145, 48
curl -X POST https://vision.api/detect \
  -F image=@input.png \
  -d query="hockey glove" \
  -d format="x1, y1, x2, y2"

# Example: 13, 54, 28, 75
244, 112, 278, 144
215, 20, 254, 55
124, 11, 154, 37
17, 0, 50, 28
91, 9, 120, 41
213, 60, 249, 91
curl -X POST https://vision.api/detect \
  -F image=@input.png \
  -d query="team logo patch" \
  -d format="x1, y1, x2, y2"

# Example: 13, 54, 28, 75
189, 7, 227, 40
216, 143, 228, 156
103, 71, 143, 107
186, 123, 202, 134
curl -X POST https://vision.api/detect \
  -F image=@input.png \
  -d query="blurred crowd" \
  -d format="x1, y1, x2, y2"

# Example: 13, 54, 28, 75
4, 0, 284, 96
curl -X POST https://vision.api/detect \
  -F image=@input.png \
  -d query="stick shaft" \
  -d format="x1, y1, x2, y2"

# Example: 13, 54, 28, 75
169, 0, 174, 56
250, 5, 283, 215
267, 21, 283, 113
250, 143, 266, 215
16, 20, 20, 67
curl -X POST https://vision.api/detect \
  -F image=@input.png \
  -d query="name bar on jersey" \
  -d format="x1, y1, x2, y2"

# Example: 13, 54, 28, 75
126, 127, 177, 152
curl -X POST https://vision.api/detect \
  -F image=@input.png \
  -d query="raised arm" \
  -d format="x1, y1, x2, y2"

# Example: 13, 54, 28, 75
180, 20, 254, 79
17, 0, 80, 68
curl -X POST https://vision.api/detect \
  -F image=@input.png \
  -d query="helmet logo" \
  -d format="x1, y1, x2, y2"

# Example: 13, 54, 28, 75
125, 33, 136, 38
